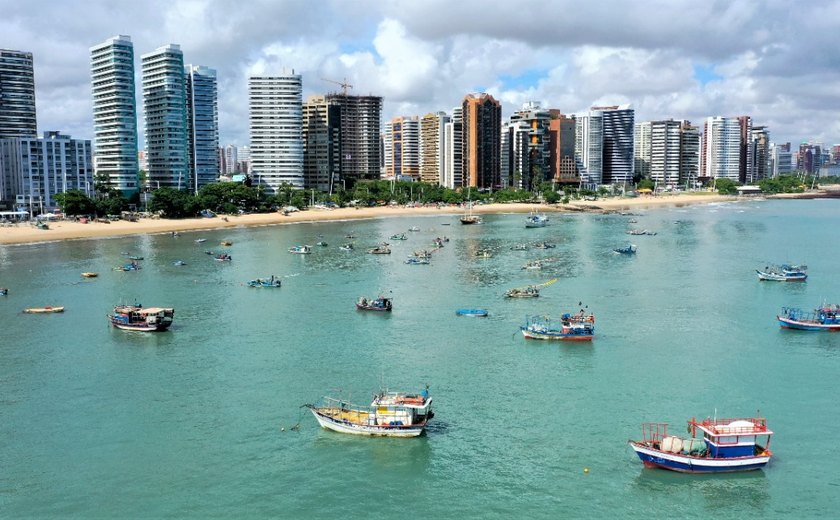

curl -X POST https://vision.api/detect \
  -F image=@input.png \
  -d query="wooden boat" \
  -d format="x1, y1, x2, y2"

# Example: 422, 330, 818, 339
248, 277, 282, 288
460, 190, 481, 224
81, 272, 98, 278
505, 279, 555, 298
629, 417, 773, 473
368, 246, 391, 255
220, 240, 233, 246
307, 388, 433, 437
456, 308, 488, 317
108, 305, 174, 332
520, 311, 595, 341
757, 264, 807, 282
288, 245, 312, 254
24, 306, 64, 314
356, 296, 392, 312
613, 245, 637, 255
777, 304, 840, 331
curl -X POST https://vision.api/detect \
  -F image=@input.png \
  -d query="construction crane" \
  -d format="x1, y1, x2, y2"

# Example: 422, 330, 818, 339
321, 77, 353, 96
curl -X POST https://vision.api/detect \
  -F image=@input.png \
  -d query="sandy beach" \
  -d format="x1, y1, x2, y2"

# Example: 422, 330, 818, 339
0, 193, 741, 246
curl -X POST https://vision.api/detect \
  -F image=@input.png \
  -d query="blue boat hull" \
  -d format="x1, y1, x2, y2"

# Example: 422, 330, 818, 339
630, 443, 770, 473
777, 316, 840, 331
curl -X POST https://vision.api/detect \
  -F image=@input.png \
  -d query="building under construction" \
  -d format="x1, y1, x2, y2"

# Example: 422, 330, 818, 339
324, 93, 382, 185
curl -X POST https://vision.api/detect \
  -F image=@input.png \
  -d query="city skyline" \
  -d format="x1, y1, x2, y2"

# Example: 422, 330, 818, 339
2, 0, 840, 149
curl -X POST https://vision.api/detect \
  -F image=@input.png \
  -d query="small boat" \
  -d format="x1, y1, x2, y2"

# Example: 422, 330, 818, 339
214, 253, 232, 262
522, 260, 543, 270
510, 244, 529, 251
390, 233, 407, 240
339, 244, 354, 251
368, 246, 391, 255
248, 277, 282, 288
127, 256, 143, 261
629, 416, 773, 473
475, 249, 493, 258
316, 241, 328, 247
345, 233, 356, 239
288, 245, 312, 254
306, 388, 433, 437
520, 311, 595, 341
114, 261, 141, 271
173, 260, 187, 266
456, 308, 488, 317
220, 240, 233, 246
108, 305, 174, 332
777, 304, 840, 331
204, 250, 215, 255
627, 229, 657, 236
36, 221, 49, 230
405, 257, 430, 265
757, 264, 807, 282
356, 296, 392, 312
525, 213, 549, 228
0, 288, 7, 296
81, 272, 99, 278
195, 238, 207, 243
505, 286, 540, 298
441, 223, 451, 226
533, 242, 555, 249
408, 226, 420, 232
413, 250, 432, 259
613, 245, 637, 255
24, 306, 65, 314
171, 232, 180, 237
460, 215, 482, 225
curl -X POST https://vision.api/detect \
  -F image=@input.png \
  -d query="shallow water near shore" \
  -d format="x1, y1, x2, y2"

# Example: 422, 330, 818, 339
2, 199, 839, 518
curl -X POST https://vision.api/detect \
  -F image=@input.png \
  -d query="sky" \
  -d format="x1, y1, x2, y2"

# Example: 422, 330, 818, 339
3, 0, 840, 149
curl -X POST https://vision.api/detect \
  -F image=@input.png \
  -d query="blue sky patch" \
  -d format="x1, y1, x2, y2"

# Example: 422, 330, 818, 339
693, 64, 722, 85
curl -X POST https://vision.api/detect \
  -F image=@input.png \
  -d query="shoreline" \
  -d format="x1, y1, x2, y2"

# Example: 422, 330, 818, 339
0, 193, 754, 246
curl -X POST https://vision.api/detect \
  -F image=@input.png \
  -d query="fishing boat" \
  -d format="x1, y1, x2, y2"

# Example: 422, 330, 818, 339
23, 306, 65, 314
220, 240, 233, 246
81, 272, 98, 278
505, 278, 556, 298
405, 256, 430, 265
345, 233, 356, 239
456, 308, 488, 317
613, 245, 637, 255
629, 416, 773, 473
627, 229, 656, 236
108, 305, 174, 332
306, 388, 433, 437
368, 246, 391, 254
522, 260, 543, 270
356, 296, 392, 311
127, 255, 144, 261
288, 245, 312, 254
390, 233, 407, 240
408, 226, 420, 232
525, 212, 549, 228
173, 260, 187, 266
339, 243, 354, 251
460, 190, 481, 224
777, 304, 840, 331
533, 242, 555, 249
413, 250, 432, 259
520, 311, 595, 341
475, 249, 493, 258
510, 244, 529, 251
756, 264, 807, 282
194, 238, 207, 243
214, 253, 232, 262
114, 261, 141, 271
0, 288, 7, 296
248, 276, 282, 288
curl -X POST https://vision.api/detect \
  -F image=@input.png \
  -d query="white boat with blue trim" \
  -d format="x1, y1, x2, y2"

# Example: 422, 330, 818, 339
307, 388, 434, 437
629, 416, 773, 473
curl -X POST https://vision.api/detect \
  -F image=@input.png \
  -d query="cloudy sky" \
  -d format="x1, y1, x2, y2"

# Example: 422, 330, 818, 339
3, 0, 839, 148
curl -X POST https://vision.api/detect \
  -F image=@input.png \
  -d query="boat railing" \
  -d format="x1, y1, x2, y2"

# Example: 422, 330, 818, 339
640, 422, 669, 443
692, 417, 769, 435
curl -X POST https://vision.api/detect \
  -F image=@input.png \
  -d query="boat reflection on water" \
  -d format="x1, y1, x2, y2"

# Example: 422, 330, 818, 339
632, 468, 769, 511
313, 431, 433, 471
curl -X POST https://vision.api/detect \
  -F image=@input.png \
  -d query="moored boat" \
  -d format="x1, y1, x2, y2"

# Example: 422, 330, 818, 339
408, 226, 420, 232
288, 245, 312, 254
520, 311, 595, 341
777, 304, 840, 331
108, 305, 174, 332
306, 388, 433, 437
390, 233, 407, 240
220, 240, 233, 246
368, 246, 391, 254
533, 241, 555, 249
505, 286, 540, 298
81, 272, 98, 278
24, 306, 64, 314
339, 243, 354, 251
522, 260, 543, 270
475, 249, 493, 258
316, 241, 328, 247
173, 260, 187, 266
194, 238, 207, 243
629, 416, 773, 473
525, 213, 549, 228
114, 261, 141, 271
214, 253, 232, 262
614, 245, 637, 255
356, 296, 392, 311
456, 308, 488, 317
248, 276, 281, 288
405, 256, 430, 265
0, 288, 7, 296
757, 264, 807, 282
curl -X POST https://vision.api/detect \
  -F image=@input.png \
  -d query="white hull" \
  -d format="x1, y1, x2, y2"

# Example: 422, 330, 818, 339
310, 409, 425, 437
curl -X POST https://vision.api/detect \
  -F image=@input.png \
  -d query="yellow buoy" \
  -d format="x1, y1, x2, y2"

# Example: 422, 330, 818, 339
583, 468, 589, 474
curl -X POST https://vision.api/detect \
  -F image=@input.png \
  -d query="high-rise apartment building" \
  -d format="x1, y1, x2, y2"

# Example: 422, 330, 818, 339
443, 107, 463, 189
701, 116, 741, 181
797, 143, 822, 174
737, 116, 753, 184
324, 94, 382, 185
419, 112, 449, 185
748, 126, 770, 183
679, 121, 700, 187
633, 122, 651, 179
185, 64, 219, 192
90, 35, 138, 193
238, 145, 250, 174
0, 49, 37, 138
142, 44, 188, 190
594, 105, 634, 185
462, 93, 501, 189
549, 113, 577, 185
508, 102, 551, 190
650, 120, 681, 187
384, 116, 420, 179
302, 95, 341, 192
575, 112, 602, 185
770, 142, 792, 177
249, 74, 304, 191
221, 144, 237, 174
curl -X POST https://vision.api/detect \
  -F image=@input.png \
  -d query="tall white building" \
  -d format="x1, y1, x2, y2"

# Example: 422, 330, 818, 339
574, 112, 602, 185
249, 74, 303, 191
142, 44, 188, 189
633, 122, 651, 179
649, 120, 682, 187
90, 35, 138, 194
443, 106, 463, 189
222, 144, 237, 174
594, 105, 634, 185
383, 116, 420, 179
185, 64, 219, 192
701, 116, 741, 181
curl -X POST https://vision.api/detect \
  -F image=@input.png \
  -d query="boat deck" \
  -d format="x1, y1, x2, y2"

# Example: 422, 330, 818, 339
320, 407, 370, 424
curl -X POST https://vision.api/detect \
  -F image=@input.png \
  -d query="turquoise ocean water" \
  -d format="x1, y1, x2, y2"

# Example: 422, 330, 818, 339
2, 199, 840, 518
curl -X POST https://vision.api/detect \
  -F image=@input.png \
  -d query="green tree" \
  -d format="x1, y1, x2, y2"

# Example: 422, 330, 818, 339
54, 190, 96, 216
148, 187, 198, 218
637, 178, 655, 191
714, 178, 739, 195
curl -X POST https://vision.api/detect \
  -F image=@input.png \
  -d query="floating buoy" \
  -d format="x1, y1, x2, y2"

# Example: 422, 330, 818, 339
583, 468, 589, 474
280, 427, 285, 432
